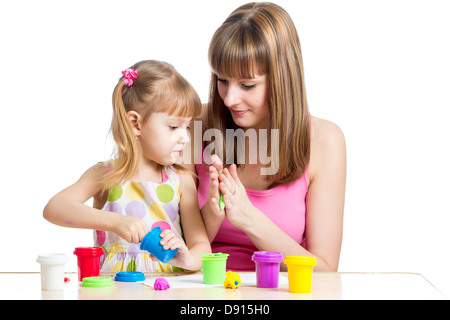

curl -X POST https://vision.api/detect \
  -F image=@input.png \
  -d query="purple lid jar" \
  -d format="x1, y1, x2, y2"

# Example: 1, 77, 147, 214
251, 251, 284, 263
251, 251, 284, 288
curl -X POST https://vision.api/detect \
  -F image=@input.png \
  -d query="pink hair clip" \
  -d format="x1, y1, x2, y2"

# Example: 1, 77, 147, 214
121, 68, 138, 86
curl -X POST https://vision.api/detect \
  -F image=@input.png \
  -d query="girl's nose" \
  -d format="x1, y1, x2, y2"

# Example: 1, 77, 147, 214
178, 129, 190, 145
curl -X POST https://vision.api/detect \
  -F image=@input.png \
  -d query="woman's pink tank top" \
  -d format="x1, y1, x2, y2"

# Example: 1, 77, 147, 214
196, 160, 308, 271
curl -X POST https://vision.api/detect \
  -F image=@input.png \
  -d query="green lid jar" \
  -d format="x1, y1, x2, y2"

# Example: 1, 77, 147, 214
81, 276, 113, 288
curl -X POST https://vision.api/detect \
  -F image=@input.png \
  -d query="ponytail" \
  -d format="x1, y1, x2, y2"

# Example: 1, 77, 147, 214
100, 81, 142, 192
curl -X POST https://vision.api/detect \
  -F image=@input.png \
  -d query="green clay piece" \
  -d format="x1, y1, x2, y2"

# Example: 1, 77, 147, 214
218, 171, 225, 210
219, 193, 225, 211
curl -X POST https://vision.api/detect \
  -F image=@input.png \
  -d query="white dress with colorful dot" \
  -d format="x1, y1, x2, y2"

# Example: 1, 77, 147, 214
94, 166, 183, 272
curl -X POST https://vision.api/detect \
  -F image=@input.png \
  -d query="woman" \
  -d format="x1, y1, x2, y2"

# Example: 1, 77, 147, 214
186, 2, 346, 271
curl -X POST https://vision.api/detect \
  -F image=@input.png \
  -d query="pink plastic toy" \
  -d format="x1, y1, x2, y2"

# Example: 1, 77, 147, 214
154, 277, 170, 290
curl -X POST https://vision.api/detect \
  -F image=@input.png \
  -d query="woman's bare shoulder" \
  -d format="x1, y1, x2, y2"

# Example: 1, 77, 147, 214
311, 116, 345, 143
310, 116, 345, 150
309, 116, 346, 181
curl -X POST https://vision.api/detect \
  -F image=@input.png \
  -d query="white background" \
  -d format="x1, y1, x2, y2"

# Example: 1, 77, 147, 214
1, 0, 449, 298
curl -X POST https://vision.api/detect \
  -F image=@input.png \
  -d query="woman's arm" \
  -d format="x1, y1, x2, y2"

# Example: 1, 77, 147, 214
43, 163, 149, 244
303, 117, 346, 271
200, 158, 226, 242
219, 117, 346, 271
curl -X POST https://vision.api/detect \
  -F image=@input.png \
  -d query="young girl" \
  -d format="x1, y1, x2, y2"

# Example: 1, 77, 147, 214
44, 60, 211, 272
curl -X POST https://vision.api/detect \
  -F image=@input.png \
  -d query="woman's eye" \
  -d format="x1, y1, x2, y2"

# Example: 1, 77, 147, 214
169, 126, 178, 130
217, 78, 228, 84
242, 84, 256, 89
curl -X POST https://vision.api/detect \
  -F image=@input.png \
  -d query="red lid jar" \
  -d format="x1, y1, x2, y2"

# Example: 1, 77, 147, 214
73, 247, 104, 281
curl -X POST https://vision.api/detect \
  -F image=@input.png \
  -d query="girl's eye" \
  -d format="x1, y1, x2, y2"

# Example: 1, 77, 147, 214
169, 126, 178, 130
242, 84, 256, 89
217, 78, 228, 84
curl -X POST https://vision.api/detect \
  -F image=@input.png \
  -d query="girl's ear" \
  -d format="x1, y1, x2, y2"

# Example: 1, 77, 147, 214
127, 111, 142, 136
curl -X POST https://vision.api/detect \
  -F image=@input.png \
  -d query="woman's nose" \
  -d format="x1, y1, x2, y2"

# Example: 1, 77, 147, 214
222, 84, 242, 107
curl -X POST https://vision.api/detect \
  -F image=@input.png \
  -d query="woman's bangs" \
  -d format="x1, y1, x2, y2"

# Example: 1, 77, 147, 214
210, 29, 268, 79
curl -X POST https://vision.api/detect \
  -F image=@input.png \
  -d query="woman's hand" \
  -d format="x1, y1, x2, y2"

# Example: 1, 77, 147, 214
219, 164, 256, 230
206, 154, 225, 222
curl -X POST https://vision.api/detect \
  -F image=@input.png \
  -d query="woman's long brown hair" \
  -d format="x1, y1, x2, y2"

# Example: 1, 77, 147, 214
206, 2, 310, 187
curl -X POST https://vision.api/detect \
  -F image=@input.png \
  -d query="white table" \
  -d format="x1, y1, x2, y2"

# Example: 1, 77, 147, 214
0, 272, 446, 300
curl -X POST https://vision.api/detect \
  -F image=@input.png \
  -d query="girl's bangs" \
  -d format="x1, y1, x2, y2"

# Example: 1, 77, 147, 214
153, 83, 201, 119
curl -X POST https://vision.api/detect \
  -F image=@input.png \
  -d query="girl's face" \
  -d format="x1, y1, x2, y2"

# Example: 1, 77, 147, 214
137, 112, 191, 166
216, 74, 270, 130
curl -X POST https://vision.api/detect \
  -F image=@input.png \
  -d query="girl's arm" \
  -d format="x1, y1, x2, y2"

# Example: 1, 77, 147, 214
174, 171, 212, 270
43, 163, 149, 244
220, 118, 346, 271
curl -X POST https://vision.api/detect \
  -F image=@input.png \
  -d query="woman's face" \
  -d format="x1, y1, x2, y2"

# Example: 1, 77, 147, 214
216, 73, 270, 130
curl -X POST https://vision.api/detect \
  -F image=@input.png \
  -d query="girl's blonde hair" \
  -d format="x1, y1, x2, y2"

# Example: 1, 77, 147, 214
206, 2, 310, 187
102, 60, 201, 191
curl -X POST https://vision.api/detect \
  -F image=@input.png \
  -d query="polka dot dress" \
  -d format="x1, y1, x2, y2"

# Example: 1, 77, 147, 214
94, 166, 183, 272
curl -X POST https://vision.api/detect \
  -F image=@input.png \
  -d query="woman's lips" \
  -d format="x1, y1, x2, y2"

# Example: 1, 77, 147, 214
230, 109, 248, 116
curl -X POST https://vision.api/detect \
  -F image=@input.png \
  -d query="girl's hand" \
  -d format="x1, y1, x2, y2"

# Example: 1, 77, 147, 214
206, 154, 225, 221
111, 214, 149, 244
219, 164, 255, 230
158, 229, 195, 269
